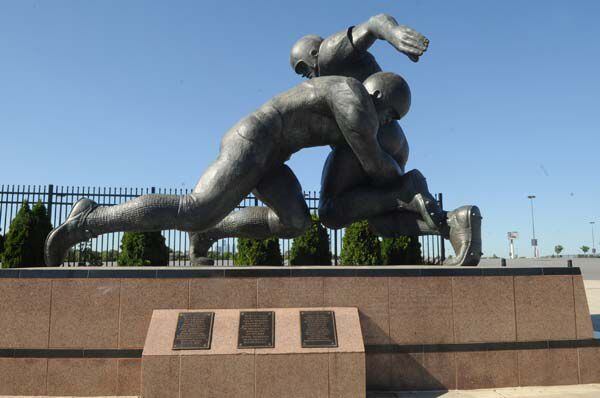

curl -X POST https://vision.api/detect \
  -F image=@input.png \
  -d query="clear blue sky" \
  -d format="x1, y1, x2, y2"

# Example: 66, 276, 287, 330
1, 0, 599, 258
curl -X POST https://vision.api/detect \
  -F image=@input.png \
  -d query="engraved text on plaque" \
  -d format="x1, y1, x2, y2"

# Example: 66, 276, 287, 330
300, 311, 338, 348
238, 311, 275, 348
172, 312, 215, 350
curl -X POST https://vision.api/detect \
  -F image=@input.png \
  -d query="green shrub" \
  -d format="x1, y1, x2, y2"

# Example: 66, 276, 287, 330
381, 236, 422, 265
101, 250, 119, 262
236, 237, 282, 266
30, 201, 53, 265
340, 220, 381, 265
118, 231, 169, 266
2, 201, 52, 268
0, 229, 5, 258
65, 245, 102, 266
289, 216, 331, 265
72, 241, 103, 266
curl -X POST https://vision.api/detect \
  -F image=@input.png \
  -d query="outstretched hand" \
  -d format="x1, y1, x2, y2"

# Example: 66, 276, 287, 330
389, 25, 429, 62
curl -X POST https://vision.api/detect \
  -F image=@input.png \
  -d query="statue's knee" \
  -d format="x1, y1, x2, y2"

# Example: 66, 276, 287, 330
405, 169, 425, 183
319, 202, 344, 230
178, 193, 221, 231
272, 210, 310, 238
288, 212, 311, 237
403, 169, 428, 192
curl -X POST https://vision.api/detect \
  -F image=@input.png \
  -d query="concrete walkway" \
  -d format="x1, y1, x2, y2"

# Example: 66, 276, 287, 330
368, 384, 600, 397
585, 280, 600, 312
4, 385, 600, 397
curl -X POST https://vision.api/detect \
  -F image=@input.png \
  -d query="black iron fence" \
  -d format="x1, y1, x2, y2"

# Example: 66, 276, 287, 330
0, 184, 445, 266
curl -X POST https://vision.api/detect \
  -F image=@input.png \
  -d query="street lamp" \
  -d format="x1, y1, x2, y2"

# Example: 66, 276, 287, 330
527, 195, 538, 258
507, 232, 518, 259
591, 222, 596, 255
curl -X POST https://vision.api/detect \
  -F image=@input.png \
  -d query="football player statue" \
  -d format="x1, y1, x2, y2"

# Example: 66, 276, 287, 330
189, 14, 482, 266
46, 72, 424, 266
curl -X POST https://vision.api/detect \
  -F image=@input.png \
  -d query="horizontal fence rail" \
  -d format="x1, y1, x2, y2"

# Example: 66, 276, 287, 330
0, 184, 445, 266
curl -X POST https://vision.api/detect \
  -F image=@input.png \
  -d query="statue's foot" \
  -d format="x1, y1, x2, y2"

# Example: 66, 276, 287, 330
190, 256, 215, 266
444, 205, 482, 267
409, 193, 444, 230
189, 232, 216, 266
44, 198, 98, 266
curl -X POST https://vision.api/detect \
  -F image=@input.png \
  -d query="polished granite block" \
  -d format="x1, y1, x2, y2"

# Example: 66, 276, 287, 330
0, 279, 51, 348
143, 307, 364, 398
50, 279, 121, 348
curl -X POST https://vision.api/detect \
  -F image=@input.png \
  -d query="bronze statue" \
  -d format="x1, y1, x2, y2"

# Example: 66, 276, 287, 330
189, 14, 482, 266
45, 73, 417, 266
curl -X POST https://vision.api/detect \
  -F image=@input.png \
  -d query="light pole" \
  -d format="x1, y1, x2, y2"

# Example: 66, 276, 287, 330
591, 222, 596, 255
507, 232, 518, 259
528, 195, 538, 258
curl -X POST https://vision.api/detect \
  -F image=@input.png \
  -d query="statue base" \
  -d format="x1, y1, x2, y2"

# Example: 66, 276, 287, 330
0, 266, 598, 395
142, 307, 365, 398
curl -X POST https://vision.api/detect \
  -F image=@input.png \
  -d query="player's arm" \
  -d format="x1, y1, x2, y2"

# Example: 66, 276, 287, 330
351, 14, 429, 62
330, 79, 403, 187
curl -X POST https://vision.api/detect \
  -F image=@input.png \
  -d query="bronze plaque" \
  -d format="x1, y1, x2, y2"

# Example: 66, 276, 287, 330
238, 311, 275, 348
300, 311, 338, 348
172, 312, 215, 350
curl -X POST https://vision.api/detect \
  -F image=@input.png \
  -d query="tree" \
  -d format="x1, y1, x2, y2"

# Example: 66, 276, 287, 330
75, 241, 103, 266
30, 201, 53, 265
381, 236, 422, 265
2, 201, 35, 268
0, 228, 5, 259
554, 245, 564, 257
2, 201, 53, 268
340, 220, 381, 265
236, 237, 282, 266
64, 243, 104, 266
581, 245, 590, 255
289, 216, 331, 265
118, 231, 169, 266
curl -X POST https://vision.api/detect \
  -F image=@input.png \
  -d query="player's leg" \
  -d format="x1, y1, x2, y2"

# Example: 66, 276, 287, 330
252, 164, 311, 238
45, 136, 271, 266
319, 146, 444, 230
189, 164, 311, 265
319, 146, 482, 265
319, 147, 440, 237
368, 210, 438, 237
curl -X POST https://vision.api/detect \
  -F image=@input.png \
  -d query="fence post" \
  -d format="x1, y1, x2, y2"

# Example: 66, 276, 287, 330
333, 229, 338, 266
47, 184, 54, 221
438, 193, 445, 263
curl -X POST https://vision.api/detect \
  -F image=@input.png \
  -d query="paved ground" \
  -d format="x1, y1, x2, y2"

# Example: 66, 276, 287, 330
367, 384, 600, 397
479, 257, 600, 280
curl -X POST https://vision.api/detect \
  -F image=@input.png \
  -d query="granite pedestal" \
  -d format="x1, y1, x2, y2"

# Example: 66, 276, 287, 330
141, 307, 365, 398
0, 266, 597, 396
